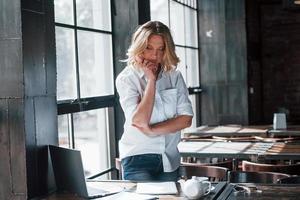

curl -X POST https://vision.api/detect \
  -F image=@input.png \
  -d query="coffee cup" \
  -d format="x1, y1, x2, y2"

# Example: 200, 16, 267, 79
181, 176, 212, 199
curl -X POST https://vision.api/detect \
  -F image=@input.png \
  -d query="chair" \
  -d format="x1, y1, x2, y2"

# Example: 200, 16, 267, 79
242, 160, 300, 175
278, 176, 300, 184
181, 159, 233, 171
116, 158, 230, 181
115, 158, 123, 180
228, 171, 290, 184
180, 164, 229, 182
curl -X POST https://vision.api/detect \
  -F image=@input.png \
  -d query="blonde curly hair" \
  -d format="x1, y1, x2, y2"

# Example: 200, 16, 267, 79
125, 21, 180, 71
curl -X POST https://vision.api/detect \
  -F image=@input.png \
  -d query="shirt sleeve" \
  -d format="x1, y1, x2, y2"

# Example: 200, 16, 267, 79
116, 74, 140, 124
174, 71, 194, 116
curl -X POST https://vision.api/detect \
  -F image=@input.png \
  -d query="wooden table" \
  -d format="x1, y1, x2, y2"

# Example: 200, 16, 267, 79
37, 181, 300, 199
183, 125, 270, 138
41, 180, 227, 200
268, 125, 300, 137
218, 183, 300, 200
263, 142, 300, 160
178, 141, 274, 161
178, 141, 300, 165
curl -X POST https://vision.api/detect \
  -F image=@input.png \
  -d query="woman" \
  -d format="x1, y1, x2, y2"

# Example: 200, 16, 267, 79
116, 21, 193, 181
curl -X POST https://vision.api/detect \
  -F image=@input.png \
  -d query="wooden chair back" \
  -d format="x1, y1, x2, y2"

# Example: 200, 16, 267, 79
278, 176, 300, 184
180, 164, 229, 182
181, 159, 233, 171
228, 171, 290, 184
115, 158, 122, 179
242, 160, 300, 175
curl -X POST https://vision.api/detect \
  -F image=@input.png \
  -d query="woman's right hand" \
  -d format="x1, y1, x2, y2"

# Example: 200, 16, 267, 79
135, 56, 157, 81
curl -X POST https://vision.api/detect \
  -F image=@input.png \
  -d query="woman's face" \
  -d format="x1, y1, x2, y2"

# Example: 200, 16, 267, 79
142, 34, 165, 66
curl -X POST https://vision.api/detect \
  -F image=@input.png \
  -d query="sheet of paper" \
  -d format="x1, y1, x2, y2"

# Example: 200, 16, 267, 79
136, 181, 178, 195
86, 181, 126, 194
100, 191, 157, 200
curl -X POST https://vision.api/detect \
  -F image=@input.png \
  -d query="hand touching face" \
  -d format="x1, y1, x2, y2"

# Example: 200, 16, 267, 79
135, 34, 165, 80
135, 56, 158, 80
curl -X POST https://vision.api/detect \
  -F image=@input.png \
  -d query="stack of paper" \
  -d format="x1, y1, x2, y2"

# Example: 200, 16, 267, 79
136, 181, 178, 195
100, 191, 157, 200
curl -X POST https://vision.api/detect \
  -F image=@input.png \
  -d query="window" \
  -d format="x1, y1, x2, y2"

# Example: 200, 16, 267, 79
150, 0, 200, 127
54, 0, 115, 178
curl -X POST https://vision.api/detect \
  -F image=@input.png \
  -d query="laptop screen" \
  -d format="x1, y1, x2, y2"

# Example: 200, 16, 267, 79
49, 145, 89, 196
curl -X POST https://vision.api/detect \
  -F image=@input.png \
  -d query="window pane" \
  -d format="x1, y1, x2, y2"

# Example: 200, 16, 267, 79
170, 1, 185, 45
192, 0, 197, 8
185, 8, 198, 47
73, 109, 110, 178
77, 31, 114, 98
58, 114, 71, 148
150, 0, 169, 26
76, 0, 111, 31
54, 0, 74, 25
176, 46, 187, 83
56, 27, 77, 100
186, 48, 199, 87
189, 95, 197, 128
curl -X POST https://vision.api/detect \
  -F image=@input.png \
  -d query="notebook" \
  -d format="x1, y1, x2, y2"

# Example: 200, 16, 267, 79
49, 145, 121, 199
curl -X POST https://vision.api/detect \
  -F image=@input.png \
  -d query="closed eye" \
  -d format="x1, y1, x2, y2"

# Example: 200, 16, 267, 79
146, 46, 153, 50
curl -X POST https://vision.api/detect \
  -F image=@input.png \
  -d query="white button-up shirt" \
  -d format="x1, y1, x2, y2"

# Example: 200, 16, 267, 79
116, 65, 193, 172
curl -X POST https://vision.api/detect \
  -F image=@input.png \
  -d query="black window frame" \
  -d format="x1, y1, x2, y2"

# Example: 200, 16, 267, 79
55, 0, 117, 148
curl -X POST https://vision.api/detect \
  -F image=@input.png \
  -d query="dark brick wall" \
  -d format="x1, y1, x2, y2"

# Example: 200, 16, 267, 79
261, 2, 300, 124
22, 0, 58, 198
0, 0, 58, 199
0, 0, 27, 199
246, 0, 264, 124
247, 0, 300, 124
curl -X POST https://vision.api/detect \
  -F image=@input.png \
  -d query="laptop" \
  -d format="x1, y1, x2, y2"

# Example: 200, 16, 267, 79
49, 145, 117, 199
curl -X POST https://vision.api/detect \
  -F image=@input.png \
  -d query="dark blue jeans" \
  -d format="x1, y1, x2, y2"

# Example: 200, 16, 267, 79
121, 154, 179, 181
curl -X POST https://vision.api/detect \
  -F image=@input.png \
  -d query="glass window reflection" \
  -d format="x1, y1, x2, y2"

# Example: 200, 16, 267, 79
54, 0, 74, 25
150, 0, 169, 26
76, 0, 111, 31
58, 114, 71, 148
73, 108, 110, 178
170, 1, 185, 45
56, 27, 77, 100
185, 8, 198, 47
77, 31, 114, 98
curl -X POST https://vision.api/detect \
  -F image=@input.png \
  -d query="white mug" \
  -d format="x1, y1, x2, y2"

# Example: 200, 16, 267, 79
182, 176, 212, 199
273, 113, 287, 130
